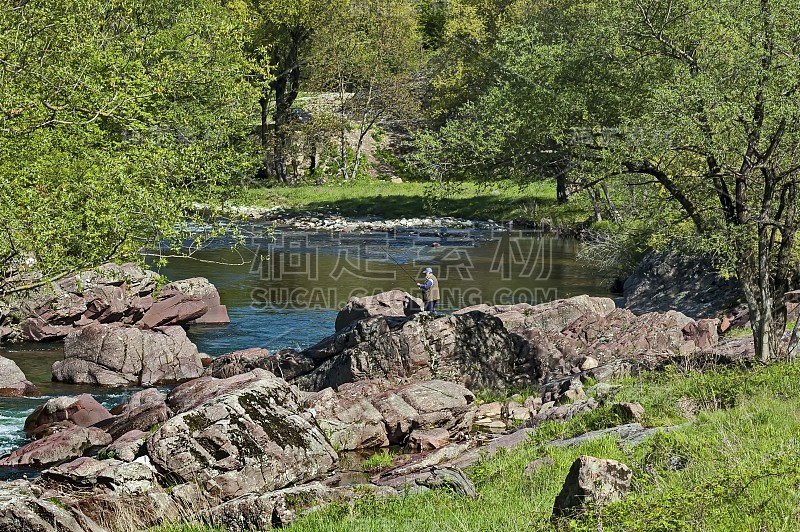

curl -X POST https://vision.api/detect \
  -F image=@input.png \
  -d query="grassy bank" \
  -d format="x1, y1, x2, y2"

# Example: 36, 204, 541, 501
241, 178, 590, 225
153, 359, 800, 531
281, 361, 800, 531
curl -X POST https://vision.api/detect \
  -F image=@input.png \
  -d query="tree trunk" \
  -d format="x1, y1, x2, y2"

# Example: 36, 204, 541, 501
338, 73, 349, 180
273, 126, 289, 184
739, 241, 789, 363
588, 187, 602, 222
601, 182, 621, 223
753, 293, 775, 363
556, 174, 570, 204
309, 136, 317, 176
260, 97, 269, 148
270, 28, 306, 185
271, 65, 290, 184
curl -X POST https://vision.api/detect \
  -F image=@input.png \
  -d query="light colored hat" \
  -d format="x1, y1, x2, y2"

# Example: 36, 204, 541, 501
423, 267, 433, 274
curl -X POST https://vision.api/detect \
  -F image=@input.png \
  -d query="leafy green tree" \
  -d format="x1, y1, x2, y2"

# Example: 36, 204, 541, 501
416, 0, 800, 361
411, 0, 629, 205
309, 0, 424, 181
0, 0, 259, 293
608, 0, 800, 360
242, 0, 344, 183
422, 0, 514, 122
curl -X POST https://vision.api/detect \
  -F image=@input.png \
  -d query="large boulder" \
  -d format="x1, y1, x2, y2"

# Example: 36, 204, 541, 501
624, 250, 742, 319
285, 312, 528, 392
552, 455, 633, 519
335, 290, 423, 331
701, 336, 756, 363
24, 394, 112, 436
147, 370, 337, 501
203, 348, 273, 379
163, 277, 229, 325
53, 323, 203, 386
0, 426, 111, 467
0, 355, 39, 397
271, 295, 720, 393
455, 295, 616, 331
164, 289, 720, 402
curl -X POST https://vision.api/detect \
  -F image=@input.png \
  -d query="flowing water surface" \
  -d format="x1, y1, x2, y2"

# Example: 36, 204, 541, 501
0, 226, 608, 463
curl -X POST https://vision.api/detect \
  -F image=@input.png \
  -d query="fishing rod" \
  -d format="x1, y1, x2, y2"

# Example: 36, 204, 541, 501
377, 244, 419, 284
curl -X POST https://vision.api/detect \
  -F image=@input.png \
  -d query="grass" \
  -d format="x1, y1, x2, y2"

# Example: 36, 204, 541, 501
361, 450, 396, 472
239, 178, 590, 224
284, 360, 800, 531
725, 326, 754, 338
152, 360, 800, 531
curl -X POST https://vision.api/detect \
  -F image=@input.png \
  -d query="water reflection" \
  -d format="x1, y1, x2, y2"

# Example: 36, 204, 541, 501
0, 228, 606, 459
155, 229, 606, 356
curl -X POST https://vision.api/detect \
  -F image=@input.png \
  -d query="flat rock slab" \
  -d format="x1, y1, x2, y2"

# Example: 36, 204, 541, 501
0, 426, 111, 467
54, 323, 202, 386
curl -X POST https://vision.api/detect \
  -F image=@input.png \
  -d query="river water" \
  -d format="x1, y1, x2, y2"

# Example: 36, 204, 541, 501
0, 226, 608, 466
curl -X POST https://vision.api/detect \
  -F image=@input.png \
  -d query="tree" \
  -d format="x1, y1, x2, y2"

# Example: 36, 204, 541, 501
243, 0, 343, 183
519, 0, 800, 360
415, 0, 800, 361
411, 0, 627, 205
421, 0, 515, 122
0, 0, 259, 293
607, 0, 800, 360
309, 0, 423, 181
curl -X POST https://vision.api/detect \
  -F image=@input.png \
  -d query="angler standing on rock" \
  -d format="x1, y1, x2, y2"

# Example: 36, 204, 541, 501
417, 267, 440, 313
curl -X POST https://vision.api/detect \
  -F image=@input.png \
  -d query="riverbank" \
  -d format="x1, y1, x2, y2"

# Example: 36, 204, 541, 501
238, 178, 591, 229
0, 232, 607, 458
0, 287, 771, 531
274, 359, 800, 532
148, 348, 798, 532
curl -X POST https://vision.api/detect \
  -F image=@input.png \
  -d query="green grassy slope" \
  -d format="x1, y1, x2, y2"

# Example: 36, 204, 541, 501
286, 362, 800, 531
154, 359, 800, 531
241, 179, 589, 225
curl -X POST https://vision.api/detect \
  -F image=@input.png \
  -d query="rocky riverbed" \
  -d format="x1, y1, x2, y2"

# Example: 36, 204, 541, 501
218, 204, 510, 233
0, 283, 756, 530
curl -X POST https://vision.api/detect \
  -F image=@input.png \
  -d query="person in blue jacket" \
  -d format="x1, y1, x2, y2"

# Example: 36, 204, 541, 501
417, 267, 440, 312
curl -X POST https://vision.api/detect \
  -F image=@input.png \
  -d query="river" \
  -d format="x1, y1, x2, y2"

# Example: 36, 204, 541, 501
0, 225, 608, 467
